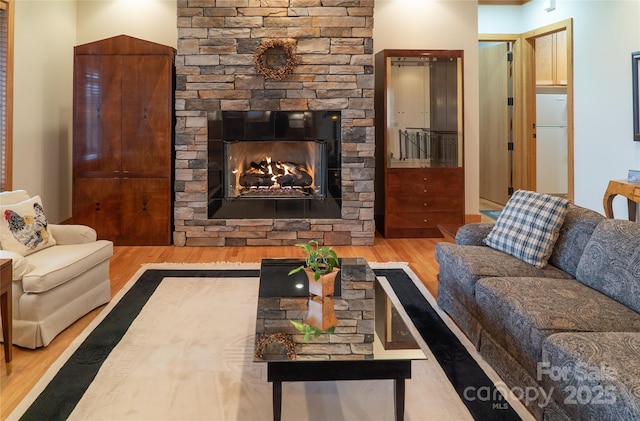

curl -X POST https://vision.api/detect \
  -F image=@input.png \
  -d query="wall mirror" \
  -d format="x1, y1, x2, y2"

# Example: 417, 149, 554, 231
377, 49, 464, 168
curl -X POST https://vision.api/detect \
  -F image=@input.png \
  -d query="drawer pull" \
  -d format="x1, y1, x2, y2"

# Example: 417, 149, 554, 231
424, 219, 428, 223
423, 177, 427, 181
423, 189, 427, 193
423, 202, 428, 206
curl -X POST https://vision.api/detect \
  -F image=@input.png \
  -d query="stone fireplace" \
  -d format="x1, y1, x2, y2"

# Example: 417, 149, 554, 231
173, 0, 375, 247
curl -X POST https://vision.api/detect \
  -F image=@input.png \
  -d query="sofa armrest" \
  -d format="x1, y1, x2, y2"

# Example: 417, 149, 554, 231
49, 224, 98, 245
455, 222, 494, 246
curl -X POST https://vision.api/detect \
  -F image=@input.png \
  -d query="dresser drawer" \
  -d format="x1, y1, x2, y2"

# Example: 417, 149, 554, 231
387, 168, 463, 196
386, 211, 463, 229
386, 195, 463, 211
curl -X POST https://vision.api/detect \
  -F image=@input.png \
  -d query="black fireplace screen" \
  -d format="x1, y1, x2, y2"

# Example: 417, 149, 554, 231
208, 110, 342, 219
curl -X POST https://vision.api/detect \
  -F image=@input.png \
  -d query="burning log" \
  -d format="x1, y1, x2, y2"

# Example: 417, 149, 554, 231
238, 159, 313, 188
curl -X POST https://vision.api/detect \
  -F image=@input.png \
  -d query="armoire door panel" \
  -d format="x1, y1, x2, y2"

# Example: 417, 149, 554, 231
121, 55, 172, 174
73, 55, 123, 174
119, 178, 171, 245
73, 178, 121, 240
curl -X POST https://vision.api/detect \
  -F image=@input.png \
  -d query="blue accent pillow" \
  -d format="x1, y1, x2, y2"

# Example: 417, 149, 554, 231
483, 190, 570, 268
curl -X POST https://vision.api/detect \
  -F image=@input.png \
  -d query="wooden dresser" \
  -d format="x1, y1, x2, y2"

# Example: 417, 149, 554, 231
72, 35, 175, 245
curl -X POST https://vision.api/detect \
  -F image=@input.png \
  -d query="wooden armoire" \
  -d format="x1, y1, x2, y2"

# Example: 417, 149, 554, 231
72, 35, 175, 245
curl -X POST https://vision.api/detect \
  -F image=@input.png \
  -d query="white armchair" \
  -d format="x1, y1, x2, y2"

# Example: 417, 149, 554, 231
0, 190, 113, 348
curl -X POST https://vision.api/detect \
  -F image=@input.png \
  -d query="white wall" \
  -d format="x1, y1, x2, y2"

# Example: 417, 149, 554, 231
480, 1, 640, 218
12, 0, 177, 222
374, 0, 481, 216
76, 0, 177, 48
13, 0, 76, 223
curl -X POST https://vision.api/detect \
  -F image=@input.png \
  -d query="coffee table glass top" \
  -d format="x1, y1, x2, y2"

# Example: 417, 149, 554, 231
254, 258, 427, 362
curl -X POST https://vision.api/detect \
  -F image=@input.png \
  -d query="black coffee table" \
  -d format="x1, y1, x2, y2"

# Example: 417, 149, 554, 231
255, 258, 427, 421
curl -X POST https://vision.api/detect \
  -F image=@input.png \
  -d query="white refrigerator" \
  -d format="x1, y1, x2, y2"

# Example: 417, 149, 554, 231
536, 93, 568, 195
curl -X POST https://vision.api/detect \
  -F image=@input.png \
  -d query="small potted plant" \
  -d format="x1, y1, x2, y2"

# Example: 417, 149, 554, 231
288, 239, 340, 297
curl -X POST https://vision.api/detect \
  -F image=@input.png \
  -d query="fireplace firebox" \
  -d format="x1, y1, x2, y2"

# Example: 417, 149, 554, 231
224, 140, 327, 200
208, 111, 342, 219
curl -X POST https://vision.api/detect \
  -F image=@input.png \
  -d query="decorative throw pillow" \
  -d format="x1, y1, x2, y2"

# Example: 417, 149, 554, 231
483, 190, 570, 269
0, 195, 57, 256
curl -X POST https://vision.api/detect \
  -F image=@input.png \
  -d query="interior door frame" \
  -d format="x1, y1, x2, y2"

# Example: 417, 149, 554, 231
522, 18, 574, 201
480, 18, 574, 202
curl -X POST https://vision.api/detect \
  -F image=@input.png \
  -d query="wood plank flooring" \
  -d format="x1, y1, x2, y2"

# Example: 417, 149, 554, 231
0, 234, 445, 420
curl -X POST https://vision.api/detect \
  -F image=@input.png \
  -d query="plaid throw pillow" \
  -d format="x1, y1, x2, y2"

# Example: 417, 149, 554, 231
483, 190, 570, 269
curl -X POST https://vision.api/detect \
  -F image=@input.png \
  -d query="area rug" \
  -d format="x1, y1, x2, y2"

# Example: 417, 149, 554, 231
10, 263, 532, 421
480, 209, 501, 221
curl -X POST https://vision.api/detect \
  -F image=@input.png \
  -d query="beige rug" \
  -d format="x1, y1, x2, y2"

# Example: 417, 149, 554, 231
10, 263, 529, 420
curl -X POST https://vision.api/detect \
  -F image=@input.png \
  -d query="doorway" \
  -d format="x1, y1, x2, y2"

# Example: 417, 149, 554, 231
478, 18, 574, 220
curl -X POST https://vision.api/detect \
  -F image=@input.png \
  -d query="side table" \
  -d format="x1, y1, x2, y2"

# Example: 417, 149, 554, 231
603, 179, 640, 221
1, 258, 12, 372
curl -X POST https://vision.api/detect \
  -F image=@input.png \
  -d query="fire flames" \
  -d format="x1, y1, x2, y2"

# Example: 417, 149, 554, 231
236, 156, 313, 195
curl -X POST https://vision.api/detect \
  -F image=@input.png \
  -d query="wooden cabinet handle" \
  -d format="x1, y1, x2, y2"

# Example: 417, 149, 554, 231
95, 202, 101, 211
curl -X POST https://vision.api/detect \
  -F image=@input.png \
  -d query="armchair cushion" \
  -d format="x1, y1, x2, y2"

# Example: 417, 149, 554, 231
22, 240, 113, 293
0, 189, 30, 204
0, 195, 57, 256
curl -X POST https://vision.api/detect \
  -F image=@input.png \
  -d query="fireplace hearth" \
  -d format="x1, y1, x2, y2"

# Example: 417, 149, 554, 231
209, 111, 342, 219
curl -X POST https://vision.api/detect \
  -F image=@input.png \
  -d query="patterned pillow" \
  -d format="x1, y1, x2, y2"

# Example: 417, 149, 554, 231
0, 195, 57, 256
483, 190, 570, 268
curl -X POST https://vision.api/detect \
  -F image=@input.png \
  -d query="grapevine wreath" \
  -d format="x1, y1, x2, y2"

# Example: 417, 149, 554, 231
254, 38, 297, 80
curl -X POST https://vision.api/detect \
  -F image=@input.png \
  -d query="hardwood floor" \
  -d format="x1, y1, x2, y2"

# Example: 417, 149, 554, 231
0, 234, 445, 420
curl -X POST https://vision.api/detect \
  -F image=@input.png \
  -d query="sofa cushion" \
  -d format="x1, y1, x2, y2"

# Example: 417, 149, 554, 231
22, 240, 113, 293
576, 219, 640, 314
547, 204, 605, 278
0, 195, 57, 256
484, 190, 570, 269
475, 276, 640, 376
436, 243, 574, 315
542, 332, 640, 421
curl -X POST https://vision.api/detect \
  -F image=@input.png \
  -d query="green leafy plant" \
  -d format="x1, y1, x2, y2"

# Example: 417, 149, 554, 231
290, 320, 336, 342
288, 240, 339, 281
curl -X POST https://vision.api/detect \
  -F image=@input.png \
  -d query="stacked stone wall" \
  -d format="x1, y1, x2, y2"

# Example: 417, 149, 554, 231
174, 0, 375, 246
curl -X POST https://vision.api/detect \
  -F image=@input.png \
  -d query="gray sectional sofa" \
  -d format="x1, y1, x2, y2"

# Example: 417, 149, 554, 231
435, 204, 640, 420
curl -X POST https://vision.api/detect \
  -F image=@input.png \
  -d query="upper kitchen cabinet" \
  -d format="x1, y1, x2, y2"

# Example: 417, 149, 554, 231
374, 49, 464, 238
72, 35, 175, 245
535, 30, 567, 86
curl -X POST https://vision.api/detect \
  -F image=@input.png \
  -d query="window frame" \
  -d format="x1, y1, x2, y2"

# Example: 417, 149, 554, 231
0, 0, 13, 191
